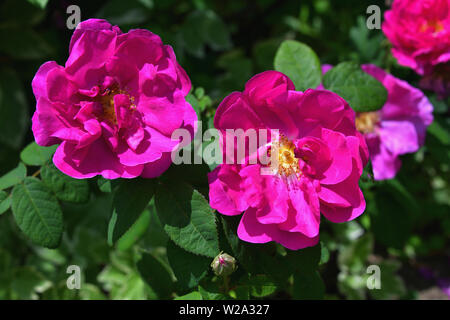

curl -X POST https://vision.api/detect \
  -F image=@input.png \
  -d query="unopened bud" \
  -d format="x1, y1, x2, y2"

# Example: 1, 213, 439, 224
211, 252, 237, 276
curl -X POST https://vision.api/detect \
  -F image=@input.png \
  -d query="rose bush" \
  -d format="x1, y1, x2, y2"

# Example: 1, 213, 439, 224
0, 0, 448, 301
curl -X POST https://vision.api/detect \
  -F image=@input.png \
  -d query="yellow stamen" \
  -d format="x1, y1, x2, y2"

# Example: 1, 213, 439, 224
420, 19, 444, 33
96, 85, 136, 124
272, 135, 300, 177
355, 112, 379, 134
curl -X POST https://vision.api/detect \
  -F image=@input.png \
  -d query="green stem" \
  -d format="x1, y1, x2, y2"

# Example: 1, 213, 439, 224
223, 275, 230, 294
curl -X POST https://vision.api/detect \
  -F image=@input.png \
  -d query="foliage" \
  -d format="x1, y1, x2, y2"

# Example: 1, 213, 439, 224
0, 0, 448, 300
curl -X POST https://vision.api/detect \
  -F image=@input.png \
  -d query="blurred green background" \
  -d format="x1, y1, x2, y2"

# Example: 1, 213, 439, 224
0, 0, 448, 300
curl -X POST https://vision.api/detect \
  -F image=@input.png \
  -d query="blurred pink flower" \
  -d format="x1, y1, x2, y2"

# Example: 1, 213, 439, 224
382, 0, 450, 96
383, 0, 450, 75
358, 64, 433, 180
208, 71, 368, 250
320, 64, 433, 180
31, 19, 196, 179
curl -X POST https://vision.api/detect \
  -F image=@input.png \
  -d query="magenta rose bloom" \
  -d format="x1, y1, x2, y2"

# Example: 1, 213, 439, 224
208, 71, 369, 250
383, 0, 450, 97
356, 64, 434, 180
31, 19, 196, 179
382, 0, 450, 76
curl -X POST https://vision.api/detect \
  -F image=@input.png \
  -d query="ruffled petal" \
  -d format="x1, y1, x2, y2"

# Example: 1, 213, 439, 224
208, 165, 249, 216
379, 120, 420, 155
237, 207, 319, 250
319, 161, 366, 223
54, 140, 143, 179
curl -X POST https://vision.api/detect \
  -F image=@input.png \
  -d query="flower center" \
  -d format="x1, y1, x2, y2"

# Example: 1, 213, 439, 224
355, 112, 379, 134
420, 19, 444, 33
274, 135, 300, 177
97, 84, 135, 124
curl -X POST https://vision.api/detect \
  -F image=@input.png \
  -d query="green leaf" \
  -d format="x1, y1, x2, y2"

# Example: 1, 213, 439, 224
0, 191, 11, 215
242, 275, 277, 298
222, 216, 296, 286
253, 39, 282, 71
429, 95, 448, 114
186, 93, 202, 120
221, 215, 259, 273
140, 200, 169, 248
11, 267, 51, 299
337, 272, 367, 300
0, 69, 28, 149
0, 162, 26, 190
180, 10, 231, 58
26, 0, 49, 9
198, 285, 227, 300
274, 40, 322, 91
180, 11, 206, 57
293, 269, 325, 300
41, 163, 89, 203
385, 179, 420, 214
349, 16, 383, 63
0, 28, 52, 60
108, 178, 156, 245
217, 50, 253, 95
72, 226, 109, 266
108, 272, 154, 300
155, 181, 219, 258
319, 241, 330, 265
137, 252, 173, 299
322, 61, 387, 112
97, 177, 111, 193
97, 0, 149, 26
285, 243, 322, 273
11, 177, 63, 248
166, 240, 210, 289
79, 284, 107, 300
0, 0, 46, 27
20, 143, 57, 166
175, 291, 203, 300
164, 160, 211, 190
371, 182, 413, 249
186, 87, 212, 119
221, 215, 289, 283
233, 285, 250, 300
428, 120, 450, 146
203, 10, 232, 51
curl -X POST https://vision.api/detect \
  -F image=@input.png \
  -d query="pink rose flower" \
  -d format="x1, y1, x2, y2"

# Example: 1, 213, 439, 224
382, 0, 450, 76
208, 71, 369, 250
31, 19, 196, 179
358, 64, 434, 180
